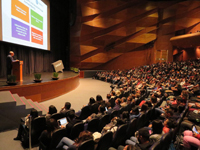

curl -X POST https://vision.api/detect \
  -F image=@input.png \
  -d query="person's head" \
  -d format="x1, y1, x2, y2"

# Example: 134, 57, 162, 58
46, 118, 58, 132
9, 51, 14, 56
121, 97, 127, 103
111, 91, 116, 96
152, 120, 163, 134
165, 108, 174, 118
127, 96, 132, 104
164, 117, 177, 129
151, 96, 157, 104
141, 104, 148, 113
49, 105, 57, 115
115, 98, 121, 105
176, 96, 182, 104
145, 101, 152, 107
30, 109, 38, 119
68, 110, 76, 121
98, 104, 105, 113
96, 95, 103, 102
181, 90, 188, 100
65, 102, 71, 110
75, 130, 93, 144
137, 128, 150, 144
106, 94, 111, 100
177, 104, 185, 113
121, 111, 129, 121
131, 106, 139, 115
89, 97, 95, 105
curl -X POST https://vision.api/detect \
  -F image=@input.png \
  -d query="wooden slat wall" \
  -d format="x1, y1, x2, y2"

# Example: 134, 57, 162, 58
70, 0, 200, 69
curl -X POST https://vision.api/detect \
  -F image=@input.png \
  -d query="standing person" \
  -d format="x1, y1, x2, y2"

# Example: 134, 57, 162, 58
6, 51, 18, 80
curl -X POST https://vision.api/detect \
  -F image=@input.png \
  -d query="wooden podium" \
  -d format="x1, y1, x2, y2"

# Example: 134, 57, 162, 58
12, 61, 23, 82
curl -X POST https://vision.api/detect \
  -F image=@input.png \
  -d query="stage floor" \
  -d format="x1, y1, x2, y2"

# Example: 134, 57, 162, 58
0, 71, 78, 88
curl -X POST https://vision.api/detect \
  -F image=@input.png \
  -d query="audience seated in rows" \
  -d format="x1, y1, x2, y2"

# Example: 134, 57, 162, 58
14, 58, 200, 150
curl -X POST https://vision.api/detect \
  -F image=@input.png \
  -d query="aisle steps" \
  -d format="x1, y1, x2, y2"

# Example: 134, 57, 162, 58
0, 91, 47, 131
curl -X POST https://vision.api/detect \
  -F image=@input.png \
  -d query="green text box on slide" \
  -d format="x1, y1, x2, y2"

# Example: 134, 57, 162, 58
31, 10, 43, 30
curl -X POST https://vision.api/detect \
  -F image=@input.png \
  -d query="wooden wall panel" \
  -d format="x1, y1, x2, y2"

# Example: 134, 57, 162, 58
95, 47, 154, 70
70, 0, 200, 70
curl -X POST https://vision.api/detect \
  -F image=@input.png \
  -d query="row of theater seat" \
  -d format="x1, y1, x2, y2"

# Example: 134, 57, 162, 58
23, 88, 188, 150
37, 95, 166, 150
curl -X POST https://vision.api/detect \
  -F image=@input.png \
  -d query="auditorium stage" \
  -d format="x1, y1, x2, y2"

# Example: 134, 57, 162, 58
0, 71, 80, 102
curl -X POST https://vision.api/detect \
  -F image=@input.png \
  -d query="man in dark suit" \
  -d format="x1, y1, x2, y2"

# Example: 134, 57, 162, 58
6, 51, 18, 80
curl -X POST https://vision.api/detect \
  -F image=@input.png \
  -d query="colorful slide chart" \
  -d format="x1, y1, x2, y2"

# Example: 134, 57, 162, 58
11, 0, 44, 45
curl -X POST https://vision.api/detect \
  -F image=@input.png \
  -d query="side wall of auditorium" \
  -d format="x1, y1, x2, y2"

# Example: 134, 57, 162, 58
70, 0, 200, 70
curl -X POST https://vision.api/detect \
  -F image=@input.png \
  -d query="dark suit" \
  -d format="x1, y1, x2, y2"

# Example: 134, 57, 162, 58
7, 54, 14, 77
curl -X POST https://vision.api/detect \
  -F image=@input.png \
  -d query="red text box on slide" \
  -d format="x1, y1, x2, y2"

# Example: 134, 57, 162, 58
31, 27, 43, 45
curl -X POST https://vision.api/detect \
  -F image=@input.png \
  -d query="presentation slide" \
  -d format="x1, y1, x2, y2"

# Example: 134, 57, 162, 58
1, 0, 49, 50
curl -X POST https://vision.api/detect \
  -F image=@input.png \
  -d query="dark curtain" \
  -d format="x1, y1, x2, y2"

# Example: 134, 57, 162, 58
0, 0, 70, 78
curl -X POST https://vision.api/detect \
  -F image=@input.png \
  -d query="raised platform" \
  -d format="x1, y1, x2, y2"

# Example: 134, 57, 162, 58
0, 71, 80, 102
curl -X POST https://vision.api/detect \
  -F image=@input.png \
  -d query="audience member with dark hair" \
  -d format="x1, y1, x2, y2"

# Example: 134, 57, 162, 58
163, 117, 177, 133
140, 104, 148, 113
88, 97, 96, 105
130, 107, 141, 120
150, 120, 164, 142
105, 94, 111, 102
60, 102, 71, 114
46, 105, 57, 121
145, 101, 153, 108
86, 104, 105, 121
121, 111, 130, 124
56, 130, 93, 150
64, 111, 81, 135
150, 96, 157, 106
39, 118, 59, 148
96, 94, 103, 103
14, 109, 38, 140
125, 127, 154, 150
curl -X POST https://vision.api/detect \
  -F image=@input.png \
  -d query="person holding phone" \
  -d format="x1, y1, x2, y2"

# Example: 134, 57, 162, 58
183, 126, 200, 149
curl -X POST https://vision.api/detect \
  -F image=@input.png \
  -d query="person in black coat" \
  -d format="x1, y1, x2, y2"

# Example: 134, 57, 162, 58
6, 51, 18, 80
